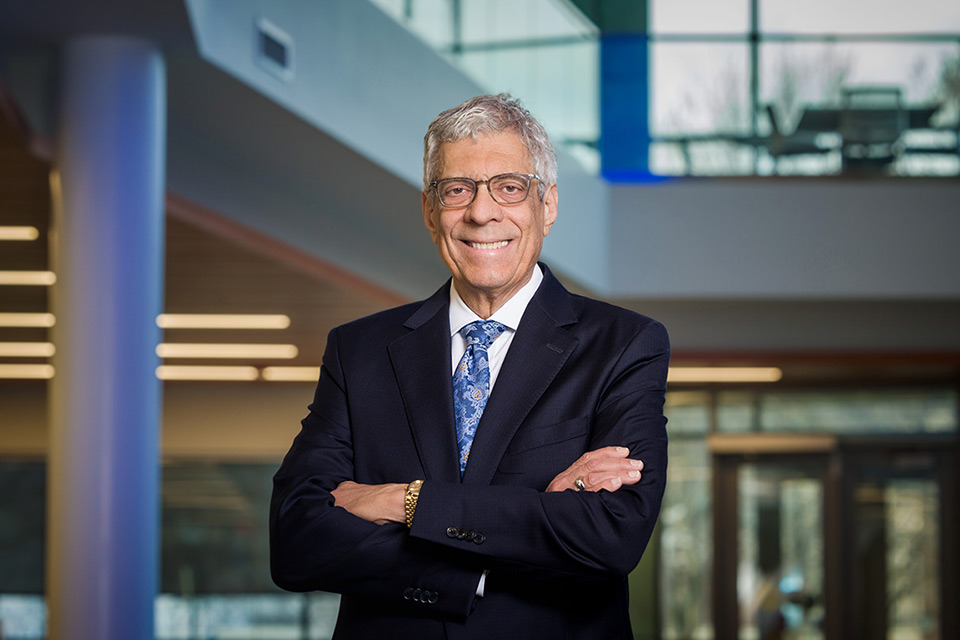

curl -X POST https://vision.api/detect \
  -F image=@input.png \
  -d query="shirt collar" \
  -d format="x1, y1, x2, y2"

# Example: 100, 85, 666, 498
449, 264, 543, 336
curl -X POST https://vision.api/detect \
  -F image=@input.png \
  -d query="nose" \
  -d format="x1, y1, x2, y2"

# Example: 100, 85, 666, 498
463, 185, 504, 225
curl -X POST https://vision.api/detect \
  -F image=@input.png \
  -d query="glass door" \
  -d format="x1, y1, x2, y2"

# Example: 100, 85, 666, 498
738, 462, 825, 640
845, 448, 950, 640
712, 436, 957, 640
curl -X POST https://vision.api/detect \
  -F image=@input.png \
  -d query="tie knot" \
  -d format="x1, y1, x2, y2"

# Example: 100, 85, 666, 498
460, 320, 505, 348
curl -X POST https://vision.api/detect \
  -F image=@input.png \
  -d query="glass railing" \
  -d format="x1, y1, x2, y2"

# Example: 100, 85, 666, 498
369, 0, 601, 174
372, 0, 960, 178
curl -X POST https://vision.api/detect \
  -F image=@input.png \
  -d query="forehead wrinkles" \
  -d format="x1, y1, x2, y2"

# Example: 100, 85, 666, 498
438, 136, 532, 179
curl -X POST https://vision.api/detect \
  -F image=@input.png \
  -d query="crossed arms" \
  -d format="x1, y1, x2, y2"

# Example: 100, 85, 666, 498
331, 445, 645, 524
270, 318, 669, 619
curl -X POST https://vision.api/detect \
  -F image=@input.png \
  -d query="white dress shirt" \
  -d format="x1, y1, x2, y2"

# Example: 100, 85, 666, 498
448, 264, 543, 388
447, 264, 543, 598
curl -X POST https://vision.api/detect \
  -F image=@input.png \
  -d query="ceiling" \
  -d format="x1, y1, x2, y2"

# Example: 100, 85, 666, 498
0, 103, 399, 376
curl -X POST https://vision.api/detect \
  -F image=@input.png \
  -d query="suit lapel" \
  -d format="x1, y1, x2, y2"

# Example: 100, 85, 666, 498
388, 284, 461, 484
462, 267, 579, 486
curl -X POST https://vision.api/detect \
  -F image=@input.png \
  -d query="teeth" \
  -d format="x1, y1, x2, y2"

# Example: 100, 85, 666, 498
469, 241, 509, 250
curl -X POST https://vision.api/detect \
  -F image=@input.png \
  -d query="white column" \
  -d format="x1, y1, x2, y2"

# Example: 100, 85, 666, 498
48, 36, 165, 640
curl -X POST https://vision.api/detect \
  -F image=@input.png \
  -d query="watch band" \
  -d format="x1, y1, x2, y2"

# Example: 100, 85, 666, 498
404, 479, 423, 528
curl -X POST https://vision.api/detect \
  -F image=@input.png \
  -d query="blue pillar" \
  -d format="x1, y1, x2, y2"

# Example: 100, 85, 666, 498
48, 36, 165, 640
600, 33, 652, 181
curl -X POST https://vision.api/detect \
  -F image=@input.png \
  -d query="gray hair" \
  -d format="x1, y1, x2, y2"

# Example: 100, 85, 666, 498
423, 94, 557, 203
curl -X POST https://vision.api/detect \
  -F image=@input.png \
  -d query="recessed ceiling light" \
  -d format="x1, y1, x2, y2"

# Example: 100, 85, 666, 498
0, 313, 56, 327
156, 343, 298, 359
156, 365, 259, 381
0, 364, 55, 379
261, 366, 321, 382
157, 314, 291, 329
667, 367, 783, 383
0, 226, 40, 241
0, 271, 57, 286
0, 342, 56, 357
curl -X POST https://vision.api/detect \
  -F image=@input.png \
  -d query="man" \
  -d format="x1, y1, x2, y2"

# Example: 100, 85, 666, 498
271, 94, 669, 639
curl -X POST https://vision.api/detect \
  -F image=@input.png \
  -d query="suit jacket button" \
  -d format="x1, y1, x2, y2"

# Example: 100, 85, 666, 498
456, 529, 467, 540
473, 532, 485, 544
412, 588, 421, 602
403, 587, 413, 600
464, 530, 475, 542
428, 592, 439, 604
446, 527, 459, 538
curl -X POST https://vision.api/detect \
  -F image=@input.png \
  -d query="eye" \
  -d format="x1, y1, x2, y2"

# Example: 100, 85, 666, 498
491, 176, 529, 202
438, 179, 476, 205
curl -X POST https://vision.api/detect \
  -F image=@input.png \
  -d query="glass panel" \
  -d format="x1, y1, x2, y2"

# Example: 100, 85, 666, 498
368, 0, 456, 51
739, 463, 825, 640
460, 0, 596, 45
759, 41, 960, 176
651, 139, 757, 175
650, 42, 753, 175
761, 0, 960, 35
155, 593, 341, 640
651, 43, 751, 135
651, 0, 750, 34
456, 40, 600, 171
369, 0, 601, 173
760, 42, 959, 110
665, 390, 712, 435
717, 391, 758, 433
0, 460, 45, 593
161, 463, 277, 593
854, 461, 940, 639
660, 439, 713, 640
0, 595, 45, 640
758, 390, 958, 434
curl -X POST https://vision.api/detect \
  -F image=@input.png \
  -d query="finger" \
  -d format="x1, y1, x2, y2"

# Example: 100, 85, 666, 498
547, 448, 636, 492
577, 446, 630, 464
582, 467, 642, 492
578, 456, 643, 475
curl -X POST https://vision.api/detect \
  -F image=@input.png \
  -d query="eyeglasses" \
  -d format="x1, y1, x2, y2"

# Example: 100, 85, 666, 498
430, 173, 541, 208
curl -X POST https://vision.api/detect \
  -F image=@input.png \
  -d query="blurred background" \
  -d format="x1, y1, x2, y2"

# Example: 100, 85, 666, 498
0, 1, 958, 638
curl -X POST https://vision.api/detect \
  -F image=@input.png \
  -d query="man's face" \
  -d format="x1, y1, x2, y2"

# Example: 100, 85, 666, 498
422, 131, 558, 312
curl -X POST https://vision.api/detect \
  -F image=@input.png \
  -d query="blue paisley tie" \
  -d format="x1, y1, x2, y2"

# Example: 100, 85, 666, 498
452, 320, 506, 475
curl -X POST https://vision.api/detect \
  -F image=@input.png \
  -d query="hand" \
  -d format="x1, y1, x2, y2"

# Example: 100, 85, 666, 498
331, 480, 406, 525
546, 446, 643, 493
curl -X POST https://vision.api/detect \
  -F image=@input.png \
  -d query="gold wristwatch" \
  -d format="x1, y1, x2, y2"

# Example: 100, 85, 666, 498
404, 479, 423, 528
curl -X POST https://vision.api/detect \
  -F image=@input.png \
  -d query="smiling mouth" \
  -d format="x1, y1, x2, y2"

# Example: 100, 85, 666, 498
466, 240, 509, 250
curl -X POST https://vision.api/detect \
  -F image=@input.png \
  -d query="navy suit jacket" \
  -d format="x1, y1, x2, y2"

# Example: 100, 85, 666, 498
270, 265, 669, 639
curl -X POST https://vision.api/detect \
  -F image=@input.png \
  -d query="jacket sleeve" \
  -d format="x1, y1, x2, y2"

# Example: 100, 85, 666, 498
407, 319, 669, 579
270, 327, 483, 619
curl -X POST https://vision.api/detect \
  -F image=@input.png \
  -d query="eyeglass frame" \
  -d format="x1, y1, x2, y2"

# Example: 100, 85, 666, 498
429, 172, 544, 208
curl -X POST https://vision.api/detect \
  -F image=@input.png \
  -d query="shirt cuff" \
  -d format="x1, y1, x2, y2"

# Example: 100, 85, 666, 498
475, 569, 489, 597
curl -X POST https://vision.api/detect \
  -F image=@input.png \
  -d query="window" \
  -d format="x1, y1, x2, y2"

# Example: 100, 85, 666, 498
649, 0, 960, 176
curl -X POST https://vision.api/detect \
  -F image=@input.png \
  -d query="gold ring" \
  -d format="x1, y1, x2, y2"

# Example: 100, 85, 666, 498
574, 477, 586, 491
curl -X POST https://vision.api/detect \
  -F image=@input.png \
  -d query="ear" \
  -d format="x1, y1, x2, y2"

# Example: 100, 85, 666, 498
422, 191, 439, 244
541, 183, 558, 237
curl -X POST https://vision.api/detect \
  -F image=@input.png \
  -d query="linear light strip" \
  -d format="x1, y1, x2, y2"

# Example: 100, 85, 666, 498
667, 367, 783, 383
0, 226, 40, 241
0, 271, 57, 286
261, 366, 321, 382
156, 343, 299, 359
0, 313, 56, 327
0, 364, 55, 379
156, 365, 259, 381
0, 342, 55, 357
157, 313, 291, 329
